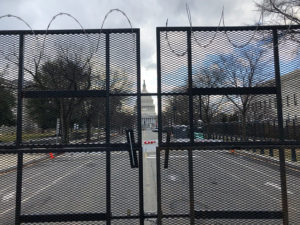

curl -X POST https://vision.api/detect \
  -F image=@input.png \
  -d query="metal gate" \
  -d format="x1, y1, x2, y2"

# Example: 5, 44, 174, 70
156, 25, 300, 224
0, 28, 143, 224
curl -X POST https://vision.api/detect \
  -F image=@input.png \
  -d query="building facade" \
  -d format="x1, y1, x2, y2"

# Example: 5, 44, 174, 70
141, 80, 157, 129
250, 69, 300, 122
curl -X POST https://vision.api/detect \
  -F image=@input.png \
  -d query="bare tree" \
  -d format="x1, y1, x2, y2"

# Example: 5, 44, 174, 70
256, 0, 300, 25
193, 65, 225, 136
216, 47, 267, 140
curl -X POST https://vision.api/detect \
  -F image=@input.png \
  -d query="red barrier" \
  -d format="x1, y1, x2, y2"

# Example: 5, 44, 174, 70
49, 153, 55, 159
144, 140, 156, 144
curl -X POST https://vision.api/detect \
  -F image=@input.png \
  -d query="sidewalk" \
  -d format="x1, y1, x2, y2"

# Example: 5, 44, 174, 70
0, 153, 50, 174
238, 150, 300, 170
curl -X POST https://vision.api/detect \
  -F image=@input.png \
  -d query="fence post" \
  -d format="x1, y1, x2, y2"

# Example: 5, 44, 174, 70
274, 119, 276, 139
253, 123, 256, 141
291, 149, 297, 162
293, 119, 296, 140
15, 34, 24, 225
269, 148, 274, 157
268, 120, 272, 139
262, 122, 266, 140
286, 119, 289, 140
273, 28, 289, 224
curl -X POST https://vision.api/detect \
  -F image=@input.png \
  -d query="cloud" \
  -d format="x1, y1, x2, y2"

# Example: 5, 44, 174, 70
0, 0, 262, 92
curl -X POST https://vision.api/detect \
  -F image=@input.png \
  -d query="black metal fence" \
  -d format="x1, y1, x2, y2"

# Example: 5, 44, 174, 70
157, 25, 300, 224
0, 29, 143, 224
1, 24, 300, 225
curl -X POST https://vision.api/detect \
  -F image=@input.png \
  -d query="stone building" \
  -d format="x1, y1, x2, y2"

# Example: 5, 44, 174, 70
250, 69, 300, 122
141, 80, 157, 129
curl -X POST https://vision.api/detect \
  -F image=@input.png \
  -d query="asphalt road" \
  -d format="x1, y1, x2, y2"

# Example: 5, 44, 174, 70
0, 130, 299, 224
153, 149, 300, 224
0, 152, 140, 225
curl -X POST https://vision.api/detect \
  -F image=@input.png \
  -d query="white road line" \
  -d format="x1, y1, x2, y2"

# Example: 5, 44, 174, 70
0, 160, 91, 215
207, 161, 281, 201
205, 161, 298, 212
213, 154, 276, 178
2, 191, 15, 202
211, 152, 300, 189
0, 153, 90, 194
146, 155, 194, 159
147, 152, 298, 185
0, 170, 45, 194
265, 182, 294, 194
2, 188, 25, 202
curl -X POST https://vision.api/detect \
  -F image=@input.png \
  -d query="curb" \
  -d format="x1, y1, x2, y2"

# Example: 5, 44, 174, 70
238, 150, 300, 171
0, 154, 52, 174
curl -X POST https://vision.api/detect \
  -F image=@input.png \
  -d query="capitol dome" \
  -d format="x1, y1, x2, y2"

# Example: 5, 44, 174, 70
141, 80, 157, 129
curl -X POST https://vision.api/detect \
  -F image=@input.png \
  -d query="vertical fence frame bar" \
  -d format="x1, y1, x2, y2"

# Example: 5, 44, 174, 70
136, 30, 144, 225
157, 28, 162, 145
15, 33, 24, 225
156, 148, 162, 225
188, 30, 194, 145
273, 28, 289, 225
187, 29, 195, 224
156, 28, 163, 225
105, 33, 111, 225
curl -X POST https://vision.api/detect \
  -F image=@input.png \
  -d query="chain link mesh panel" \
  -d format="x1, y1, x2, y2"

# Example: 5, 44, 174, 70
277, 28, 300, 225
110, 96, 138, 144
110, 33, 137, 94
0, 28, 142, 224
21, 97, 106, 146
23, 34, 106, 91
160, 31, 188, 94
20, 152, 106, 215
111, 151, 140, 217
0, 34, 19, 147
157, 26, 300, 224
0, 152, 17, 224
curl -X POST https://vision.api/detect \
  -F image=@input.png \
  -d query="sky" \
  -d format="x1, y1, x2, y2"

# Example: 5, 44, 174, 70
0, 0, 262, 95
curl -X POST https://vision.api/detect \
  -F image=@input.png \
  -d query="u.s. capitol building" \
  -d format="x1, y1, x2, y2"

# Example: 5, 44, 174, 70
141, 80, 157, 129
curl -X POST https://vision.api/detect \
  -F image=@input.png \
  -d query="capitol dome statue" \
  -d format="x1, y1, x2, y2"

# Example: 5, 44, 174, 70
141, 80, 157, 129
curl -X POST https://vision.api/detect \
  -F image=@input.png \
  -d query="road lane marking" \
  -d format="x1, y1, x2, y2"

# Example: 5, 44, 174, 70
146, 155, 202, 159
149, 151, 300, 190
211, 152, 300, 190
0, 160, 91, 215
2, 191, 15, 202
265, 182, 293, 194
207, 161, 280, 199
213, 154, 276, 178
205, 161, 298, 212
0, 153, 97, 194
0, 170, 45, 194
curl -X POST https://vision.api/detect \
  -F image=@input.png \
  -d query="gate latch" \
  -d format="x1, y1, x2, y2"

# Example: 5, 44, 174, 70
126, 129, 138, 168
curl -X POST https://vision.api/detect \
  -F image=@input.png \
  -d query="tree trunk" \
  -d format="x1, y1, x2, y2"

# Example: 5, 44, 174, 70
86, 117, 91, 142
241, 112, 247, 141
60, 100, 69, 144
